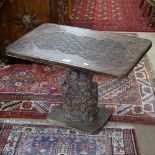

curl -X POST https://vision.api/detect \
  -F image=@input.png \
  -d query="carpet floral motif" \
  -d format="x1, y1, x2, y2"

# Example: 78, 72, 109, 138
0, 57, 155, 123
97, 57, 155, 123
0, 62, 66, 119
69, 0, 155, 32
0, 123, 141, 155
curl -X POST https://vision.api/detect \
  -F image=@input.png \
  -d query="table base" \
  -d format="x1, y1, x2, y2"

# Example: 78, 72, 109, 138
48, 105, 112, 134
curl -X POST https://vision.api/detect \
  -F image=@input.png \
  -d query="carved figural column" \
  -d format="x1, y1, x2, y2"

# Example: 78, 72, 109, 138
48, 68, 112, 134
62, 69, 98, 123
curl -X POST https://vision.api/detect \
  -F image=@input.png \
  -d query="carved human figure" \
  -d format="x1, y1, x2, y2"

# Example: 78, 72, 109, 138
62, 69, 98, 124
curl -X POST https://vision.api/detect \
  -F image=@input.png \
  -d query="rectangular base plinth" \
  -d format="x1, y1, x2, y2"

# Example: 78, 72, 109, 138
47, 105, 112, 134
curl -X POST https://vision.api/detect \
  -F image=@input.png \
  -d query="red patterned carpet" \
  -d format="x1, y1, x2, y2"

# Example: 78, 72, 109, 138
0, 57, 155, 123
68, 0, 155, 32
0, 122, 141, 155
97, 57, 155, 123
0, 62, 66, 119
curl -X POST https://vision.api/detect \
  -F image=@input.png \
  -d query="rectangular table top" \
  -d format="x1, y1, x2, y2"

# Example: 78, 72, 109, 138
6, 24, 152, 77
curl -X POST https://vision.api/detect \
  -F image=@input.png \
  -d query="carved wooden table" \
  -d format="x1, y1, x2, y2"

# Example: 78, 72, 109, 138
6, 24, 152, 134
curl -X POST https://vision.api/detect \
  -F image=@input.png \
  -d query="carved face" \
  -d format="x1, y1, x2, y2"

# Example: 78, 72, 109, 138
70, 71, 78, 80
22, 15, 31, 27
84, 90, 92, 101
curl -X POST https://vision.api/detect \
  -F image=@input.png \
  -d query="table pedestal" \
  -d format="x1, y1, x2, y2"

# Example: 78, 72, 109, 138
48, 69, 112, 134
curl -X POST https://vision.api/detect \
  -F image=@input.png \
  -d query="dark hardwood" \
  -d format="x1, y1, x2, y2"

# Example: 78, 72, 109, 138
0, 0, 6, 9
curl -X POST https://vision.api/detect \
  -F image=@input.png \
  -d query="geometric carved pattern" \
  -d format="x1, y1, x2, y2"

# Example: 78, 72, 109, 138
6, 24, 151, 77
34, 32, 126, 64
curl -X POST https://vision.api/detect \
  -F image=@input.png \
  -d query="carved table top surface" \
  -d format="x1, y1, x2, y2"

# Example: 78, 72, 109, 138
6, 23, 152, 77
